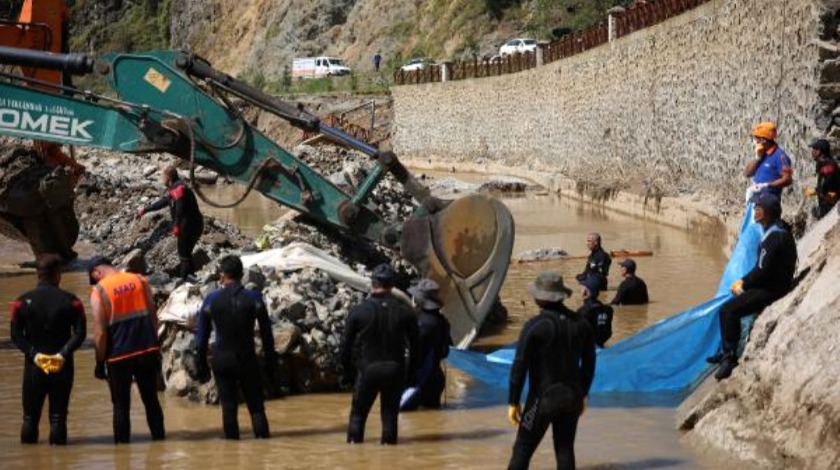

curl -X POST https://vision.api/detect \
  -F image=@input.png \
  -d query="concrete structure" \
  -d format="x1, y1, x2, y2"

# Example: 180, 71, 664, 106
392, 0, 840, 224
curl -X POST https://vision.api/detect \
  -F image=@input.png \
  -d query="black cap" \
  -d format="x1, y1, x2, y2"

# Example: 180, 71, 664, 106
371, 263, 396, 286
88, 255, 112, 285
755, 193, 781, 212
619, 259, 637, 272
809, 138, 830, 155
578, 275, 601, 298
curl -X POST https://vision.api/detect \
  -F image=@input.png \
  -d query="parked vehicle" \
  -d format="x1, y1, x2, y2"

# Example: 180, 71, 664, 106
291, 57, 352, 79
498, 38, 537, 57
400, 58, 429, 72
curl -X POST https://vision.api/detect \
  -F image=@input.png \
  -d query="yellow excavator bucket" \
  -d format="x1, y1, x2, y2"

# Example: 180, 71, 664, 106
400, 194, 514, 348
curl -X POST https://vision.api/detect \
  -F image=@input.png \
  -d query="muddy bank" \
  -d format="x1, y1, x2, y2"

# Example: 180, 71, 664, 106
678, 210, 840, 469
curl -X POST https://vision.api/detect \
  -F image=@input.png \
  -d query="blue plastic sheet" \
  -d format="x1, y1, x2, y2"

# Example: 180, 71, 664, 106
448, 205, 763, 402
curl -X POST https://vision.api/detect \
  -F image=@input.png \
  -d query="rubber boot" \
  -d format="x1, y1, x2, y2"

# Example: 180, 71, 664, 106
714, 352, 738, 381
706, 351, 724, 364
21, 415, 39, 444
251, 411, 270, 439
49, 414, 67, 445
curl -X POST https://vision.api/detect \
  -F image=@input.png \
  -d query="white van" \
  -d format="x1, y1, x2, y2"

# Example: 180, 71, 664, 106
292, 57, 352, 79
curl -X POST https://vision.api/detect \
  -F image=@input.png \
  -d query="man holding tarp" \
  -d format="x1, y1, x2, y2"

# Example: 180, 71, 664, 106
709, 193, 797, 380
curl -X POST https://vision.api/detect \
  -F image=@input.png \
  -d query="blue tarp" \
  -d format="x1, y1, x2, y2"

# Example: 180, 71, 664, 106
448, 205, 763, 403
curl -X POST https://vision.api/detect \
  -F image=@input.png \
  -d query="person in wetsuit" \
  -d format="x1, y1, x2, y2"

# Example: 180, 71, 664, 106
575, 232, 611, 291
89, 256, 165, 443
508, 271, 597, 470
11, 254, 86, 445
137, 166, 204, 279
708, 193, 797, 380
401, 278, 452, 411
195, 254, 276, 440
805, 138, 840, 219
610, 259, 649, 306
341, 263, 418, 445
577, 275, 614, 348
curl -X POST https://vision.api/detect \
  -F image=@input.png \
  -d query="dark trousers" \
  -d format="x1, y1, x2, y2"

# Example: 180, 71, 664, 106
108, 353, 165, 443
719, 288, 777, 353
418, 365, 445, 408
21, 360, 74, 445
177, 223, 202, 279
347, 361, 403, 444
213, 357, 269, 439
509, 394, 579, 470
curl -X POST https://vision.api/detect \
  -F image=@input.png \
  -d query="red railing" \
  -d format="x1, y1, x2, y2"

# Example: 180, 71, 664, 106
394, 0, 713, 86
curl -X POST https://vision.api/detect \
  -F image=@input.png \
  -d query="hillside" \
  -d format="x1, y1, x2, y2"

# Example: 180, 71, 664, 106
1, 0, 629, 81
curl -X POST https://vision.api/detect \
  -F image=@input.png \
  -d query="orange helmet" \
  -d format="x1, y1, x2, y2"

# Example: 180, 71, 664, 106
752, 121, 777, 140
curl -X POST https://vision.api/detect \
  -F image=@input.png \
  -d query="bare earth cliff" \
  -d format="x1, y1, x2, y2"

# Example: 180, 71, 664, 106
679, 210, 840, 469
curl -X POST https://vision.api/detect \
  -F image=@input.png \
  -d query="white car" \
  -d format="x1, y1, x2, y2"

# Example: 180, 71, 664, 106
400, 58, 428, 72
499, 38, 538, 57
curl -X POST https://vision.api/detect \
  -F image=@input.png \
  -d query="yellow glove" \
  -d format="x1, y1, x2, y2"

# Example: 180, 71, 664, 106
45, 354, 65, 373
579, 398, 587, 417
804, 187, 817, 198
34, 353, 52, 374
508, 404, 522, 427
730, 280, 744, 296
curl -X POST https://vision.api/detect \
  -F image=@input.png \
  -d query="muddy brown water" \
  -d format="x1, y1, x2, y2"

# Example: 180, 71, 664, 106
0, 177, 730, 468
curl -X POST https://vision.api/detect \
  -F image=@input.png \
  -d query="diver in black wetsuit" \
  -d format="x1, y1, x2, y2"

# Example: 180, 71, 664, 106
137, 166, 204, 279
709, 193, 797, 380
195, 255, 276, 439
11, 254, 86, 445
576, 275, 614, 348
401, 278, 452, 411
341, 263, 418, 445
575, 233, 611, 291
508, 272, 596, 470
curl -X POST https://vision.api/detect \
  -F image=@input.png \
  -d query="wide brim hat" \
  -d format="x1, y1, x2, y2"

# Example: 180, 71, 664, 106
408, 278, 444, 310
528, 271, 572, 302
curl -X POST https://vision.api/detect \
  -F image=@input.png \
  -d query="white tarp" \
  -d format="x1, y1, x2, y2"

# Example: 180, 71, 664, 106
157, 242, 410, 329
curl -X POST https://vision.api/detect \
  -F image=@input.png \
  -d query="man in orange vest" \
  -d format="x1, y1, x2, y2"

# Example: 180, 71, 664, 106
89, 256, 165, 443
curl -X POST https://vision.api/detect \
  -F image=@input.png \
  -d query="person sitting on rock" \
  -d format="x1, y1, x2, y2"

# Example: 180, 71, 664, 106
341, 263, 418, 445
194, 255, 276, 439
575, 232, 611, 291
136, 166, 204, 280
401, 278, 452, 411
577, 276, 614, 348
610, 259, 649, 306
708, 193, 797, 380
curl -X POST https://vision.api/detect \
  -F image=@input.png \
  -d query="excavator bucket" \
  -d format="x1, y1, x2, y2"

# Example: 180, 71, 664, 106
401, 194, 515, 348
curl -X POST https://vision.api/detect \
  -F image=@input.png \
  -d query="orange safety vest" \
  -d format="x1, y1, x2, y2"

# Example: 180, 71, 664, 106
92, 272, 159, 363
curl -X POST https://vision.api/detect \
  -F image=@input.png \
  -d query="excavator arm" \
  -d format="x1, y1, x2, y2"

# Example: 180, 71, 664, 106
0, 46, 514, 346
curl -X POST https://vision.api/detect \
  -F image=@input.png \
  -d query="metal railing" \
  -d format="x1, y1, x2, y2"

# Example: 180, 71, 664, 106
394, 0, 713, 86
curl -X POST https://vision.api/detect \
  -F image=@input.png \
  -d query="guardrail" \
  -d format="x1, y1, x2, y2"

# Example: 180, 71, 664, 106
394, 0, 713, 86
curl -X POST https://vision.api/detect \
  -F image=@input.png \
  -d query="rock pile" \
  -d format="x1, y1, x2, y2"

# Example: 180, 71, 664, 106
157, 146, 420, 403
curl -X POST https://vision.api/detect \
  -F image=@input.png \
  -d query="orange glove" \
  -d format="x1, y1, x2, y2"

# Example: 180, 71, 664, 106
172, 225, 181, 237
730, 280, 744, 296
804, 187, 817, 198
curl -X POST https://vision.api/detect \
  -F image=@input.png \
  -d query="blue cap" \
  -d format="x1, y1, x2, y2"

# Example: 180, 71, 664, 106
371, 263, 396, 286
